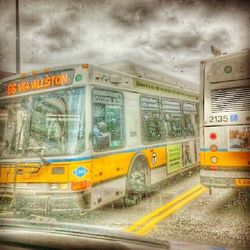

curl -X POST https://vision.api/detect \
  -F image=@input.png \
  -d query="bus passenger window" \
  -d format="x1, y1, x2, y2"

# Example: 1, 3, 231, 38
0, 108, 10, 155
93, 121, 111, 150
183, 103, 198, 137
183, 113, 195, 136
161, 99, 183, 137
140, 96, 166, 143
92, 89, 125, 151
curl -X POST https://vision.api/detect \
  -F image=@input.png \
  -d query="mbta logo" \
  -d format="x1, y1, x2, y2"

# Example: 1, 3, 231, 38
73, 166, 88, 178
230, 114, 238, 122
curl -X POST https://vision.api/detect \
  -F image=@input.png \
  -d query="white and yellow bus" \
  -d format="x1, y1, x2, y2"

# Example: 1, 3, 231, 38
0, 63, 199, 214
200, 49, 250, 193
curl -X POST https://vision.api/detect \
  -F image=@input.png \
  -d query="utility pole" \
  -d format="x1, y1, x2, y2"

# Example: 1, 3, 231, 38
11, 0, 21, 215
16, 0, 20, 74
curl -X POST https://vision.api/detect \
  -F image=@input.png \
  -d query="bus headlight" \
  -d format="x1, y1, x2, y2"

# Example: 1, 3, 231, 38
50, 183, 69, 190
50, 184, 59, 190
210, 156, 218, 164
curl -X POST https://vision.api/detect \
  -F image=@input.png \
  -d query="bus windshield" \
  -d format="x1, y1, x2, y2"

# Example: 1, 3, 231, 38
0, 87, 85, 159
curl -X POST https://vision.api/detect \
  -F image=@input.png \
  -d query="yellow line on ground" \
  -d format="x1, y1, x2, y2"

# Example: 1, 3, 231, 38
125, 184, 203, 233
136, 186, 207, 236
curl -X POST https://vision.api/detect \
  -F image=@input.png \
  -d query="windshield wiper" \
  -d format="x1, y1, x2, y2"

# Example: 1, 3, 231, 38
20, 145, 51, 165
29, 148, 51, 165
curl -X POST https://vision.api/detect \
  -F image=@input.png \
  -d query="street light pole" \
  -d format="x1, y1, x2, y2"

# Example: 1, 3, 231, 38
16, 0, 20, 74
10, 0, 21, 215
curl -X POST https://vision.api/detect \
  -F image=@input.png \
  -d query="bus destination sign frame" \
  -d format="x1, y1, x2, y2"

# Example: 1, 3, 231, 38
0, 69, 75, 97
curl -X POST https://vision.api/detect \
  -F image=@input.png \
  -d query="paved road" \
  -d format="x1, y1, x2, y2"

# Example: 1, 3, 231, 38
1, 171, 249, 249
73, 171, 250, 250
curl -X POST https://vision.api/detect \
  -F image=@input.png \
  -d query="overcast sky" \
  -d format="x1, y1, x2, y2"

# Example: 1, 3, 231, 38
0, 0, 249, 83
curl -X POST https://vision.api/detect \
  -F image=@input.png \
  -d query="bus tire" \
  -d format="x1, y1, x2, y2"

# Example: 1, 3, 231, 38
124, 154, 149, 207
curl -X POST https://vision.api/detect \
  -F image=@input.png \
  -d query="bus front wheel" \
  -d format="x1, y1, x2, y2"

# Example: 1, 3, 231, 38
124, 155, 149, 207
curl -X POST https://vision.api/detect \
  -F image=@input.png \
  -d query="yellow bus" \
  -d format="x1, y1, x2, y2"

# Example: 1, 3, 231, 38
0, 63, 199, 214
200, 49, 250, 194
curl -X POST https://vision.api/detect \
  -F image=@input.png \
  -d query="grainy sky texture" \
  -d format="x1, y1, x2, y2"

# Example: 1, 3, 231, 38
0, 0, 249, 83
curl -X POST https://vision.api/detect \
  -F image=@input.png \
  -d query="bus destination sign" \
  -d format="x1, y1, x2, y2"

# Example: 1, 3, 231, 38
0, 69, 75, 97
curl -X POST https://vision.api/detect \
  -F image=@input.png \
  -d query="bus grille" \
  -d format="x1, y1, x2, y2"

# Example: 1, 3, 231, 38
211, 86, 250, 113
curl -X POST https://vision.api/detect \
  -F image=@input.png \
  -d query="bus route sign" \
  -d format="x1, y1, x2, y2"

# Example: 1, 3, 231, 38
0, 69, 75, 97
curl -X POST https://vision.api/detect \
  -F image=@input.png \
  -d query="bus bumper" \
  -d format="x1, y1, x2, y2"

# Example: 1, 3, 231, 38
0, 184, 90, 215
200, 169, 250, 188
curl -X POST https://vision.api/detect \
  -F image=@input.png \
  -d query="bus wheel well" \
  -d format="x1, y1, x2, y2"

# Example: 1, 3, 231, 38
124, 153, 150, 206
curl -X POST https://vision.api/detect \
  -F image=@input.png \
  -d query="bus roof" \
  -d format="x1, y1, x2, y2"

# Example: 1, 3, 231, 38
101, 60, 198, 92
0, 62, 199, 101
204, 48, 249, 83
205, 48, 249, 63
0, 61, 198, 92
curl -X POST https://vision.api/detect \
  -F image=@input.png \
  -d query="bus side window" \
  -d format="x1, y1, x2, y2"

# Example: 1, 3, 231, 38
92, 89, 125, 151
93, 121, 111, 150
161, 99, 183, 138
183, 103, 198, 137
0, 107, 11, 155
183, 113, 195, 136
140, 96, 166, 143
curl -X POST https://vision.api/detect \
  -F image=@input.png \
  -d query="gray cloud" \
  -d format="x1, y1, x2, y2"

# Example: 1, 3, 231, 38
62, 10, 81, 26
197, 0, 250, 17
209, 29, 231, 47
204, 0, 250, 10
124, 48, 162, 65
1, 0, 249, 82
20, 11, 43, 28
36, 16, 84, 52
83, 50, 105, 60
38, 24, 71, 40
110, 0, 161, 27
37, 25, 72, 52
64, 0, 106, 9
201, 28, 231, 53
0, 0, 16, 73
164, 12, 179, 24
150, 30, 202, 51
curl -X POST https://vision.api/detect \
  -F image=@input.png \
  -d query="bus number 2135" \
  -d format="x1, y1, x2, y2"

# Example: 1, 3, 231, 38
209, 115, 228, 123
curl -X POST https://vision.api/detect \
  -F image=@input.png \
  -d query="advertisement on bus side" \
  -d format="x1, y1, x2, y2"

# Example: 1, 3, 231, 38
182, 140, 196, 167
167, 144, 182, 173
229, 126, 250, 151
